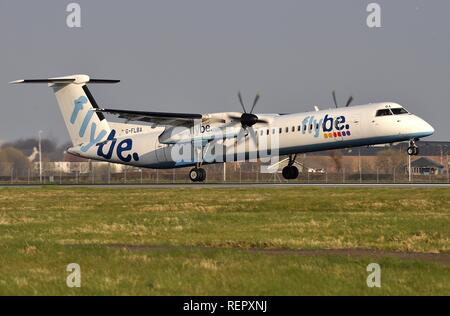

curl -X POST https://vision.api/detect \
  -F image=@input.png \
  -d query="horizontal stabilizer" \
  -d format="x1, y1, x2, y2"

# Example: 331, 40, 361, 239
10, 74, 119, 85
10, 78, 75, 84
89, 79, 121, 84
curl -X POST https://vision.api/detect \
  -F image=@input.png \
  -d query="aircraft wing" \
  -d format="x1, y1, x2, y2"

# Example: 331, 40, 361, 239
93, 108, 209, 127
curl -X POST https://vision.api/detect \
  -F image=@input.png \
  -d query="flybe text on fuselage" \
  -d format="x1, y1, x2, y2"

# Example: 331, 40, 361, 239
299, 114, 351, 138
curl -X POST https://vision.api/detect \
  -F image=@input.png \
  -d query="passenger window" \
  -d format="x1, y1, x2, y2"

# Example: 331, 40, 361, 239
279, 127, 282, 133
260, 130, 263, 136
285, 127, 289, 133
291, 126, 295, 132
376, 109, 393, 117
297, 125, 301, 132
391, 108, 408, 115
266, 129, 269, 135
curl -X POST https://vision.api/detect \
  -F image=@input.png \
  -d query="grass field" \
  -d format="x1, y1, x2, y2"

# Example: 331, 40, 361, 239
0, 186, 449, 295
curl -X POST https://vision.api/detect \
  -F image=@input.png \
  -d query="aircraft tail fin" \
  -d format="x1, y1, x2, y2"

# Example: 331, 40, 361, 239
11, 74, 119, 152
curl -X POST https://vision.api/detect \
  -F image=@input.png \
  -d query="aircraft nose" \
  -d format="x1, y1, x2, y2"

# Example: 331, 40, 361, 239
427, 123, 435, 135
419, 118, 434, 136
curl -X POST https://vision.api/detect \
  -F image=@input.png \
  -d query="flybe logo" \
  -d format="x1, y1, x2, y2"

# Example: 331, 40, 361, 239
96, 129, 140, 162
71, 96, 108, 152
301, 114, 351, 139
70, 96, 140, 162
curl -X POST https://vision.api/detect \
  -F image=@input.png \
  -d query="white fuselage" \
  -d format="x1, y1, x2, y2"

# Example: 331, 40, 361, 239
68, 102, 434, 169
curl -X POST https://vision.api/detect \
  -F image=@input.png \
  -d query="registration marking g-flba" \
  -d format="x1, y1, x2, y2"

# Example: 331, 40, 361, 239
121, 127, 143, 135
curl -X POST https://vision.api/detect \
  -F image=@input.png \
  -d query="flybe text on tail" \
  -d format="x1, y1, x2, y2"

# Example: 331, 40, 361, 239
70, 96, 108, 152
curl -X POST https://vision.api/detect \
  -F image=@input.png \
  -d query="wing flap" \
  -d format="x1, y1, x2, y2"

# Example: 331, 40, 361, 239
94, 108, 203, 127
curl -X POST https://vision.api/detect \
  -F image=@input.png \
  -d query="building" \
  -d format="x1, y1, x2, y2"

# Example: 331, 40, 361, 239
407, 157, 444, 175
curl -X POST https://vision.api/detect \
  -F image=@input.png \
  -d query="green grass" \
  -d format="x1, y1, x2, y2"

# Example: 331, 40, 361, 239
0, 187, 449, 295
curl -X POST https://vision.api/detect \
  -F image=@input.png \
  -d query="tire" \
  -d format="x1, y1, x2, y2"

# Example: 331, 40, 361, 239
189, 168, 206, 182
290, 166, 299, 179
197, 168, 206, 182
282, 166, 299, 180
282, 166, 291, 179
189, 168, 199, 182
407, 147, 415, 156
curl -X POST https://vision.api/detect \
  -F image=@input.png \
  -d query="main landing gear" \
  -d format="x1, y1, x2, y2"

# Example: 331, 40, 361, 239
282, 154, 299, 180
407, 140, 419, 156
189, 146, 208, 182
189, 167, 206, 182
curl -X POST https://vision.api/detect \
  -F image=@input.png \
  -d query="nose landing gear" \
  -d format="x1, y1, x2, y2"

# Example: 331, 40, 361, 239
407, 140, 419, 156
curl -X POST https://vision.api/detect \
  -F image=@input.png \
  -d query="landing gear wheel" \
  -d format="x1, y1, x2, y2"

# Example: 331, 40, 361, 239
407, 146, 418, 156
197, 168, 206, 181
407, 139, 419, 156
189, 168, 206, 182
282, 166, 299, 180
189, 168, 199, 182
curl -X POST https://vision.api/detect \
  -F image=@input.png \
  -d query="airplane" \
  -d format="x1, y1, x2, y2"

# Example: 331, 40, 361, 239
11, 74, 434, 182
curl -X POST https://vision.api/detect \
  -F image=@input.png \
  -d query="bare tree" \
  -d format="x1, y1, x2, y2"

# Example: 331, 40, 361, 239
329, 149, 343, 172
1, 138, 68, 161
0, 147, 31, 177
375, 148, 406, 173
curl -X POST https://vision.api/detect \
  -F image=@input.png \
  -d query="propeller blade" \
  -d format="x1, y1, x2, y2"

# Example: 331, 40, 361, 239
237, 91, 247, 113
332, 90, 338, 108
233, 92, 267, 129
235, 127, 248, 143
345, 96, 353, 107
247, 127, 258, 146
220, 120, 242, 131
249, 93, 260, 114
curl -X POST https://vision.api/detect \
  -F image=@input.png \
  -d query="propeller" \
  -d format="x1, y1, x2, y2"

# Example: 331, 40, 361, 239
229, 92, 267, 129
332, 90, 353, 108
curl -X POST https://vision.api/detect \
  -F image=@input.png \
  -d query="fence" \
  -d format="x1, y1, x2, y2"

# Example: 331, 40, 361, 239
1, 163, 449, 184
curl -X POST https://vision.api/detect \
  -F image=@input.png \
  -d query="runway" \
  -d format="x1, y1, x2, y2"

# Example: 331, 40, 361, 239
1, 183, 450, 189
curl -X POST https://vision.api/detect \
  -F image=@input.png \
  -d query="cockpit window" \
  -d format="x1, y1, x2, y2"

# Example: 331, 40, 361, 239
391, 108, 408, 115
376, 109, 393, 117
